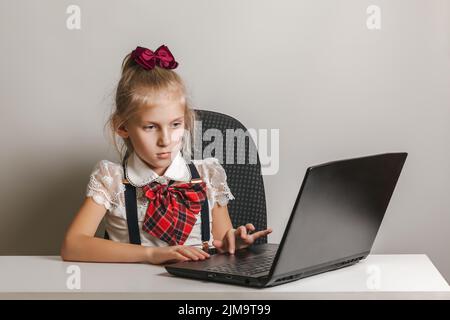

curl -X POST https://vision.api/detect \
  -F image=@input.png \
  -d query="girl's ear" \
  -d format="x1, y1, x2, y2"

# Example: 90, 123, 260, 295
117, 124, 129, 139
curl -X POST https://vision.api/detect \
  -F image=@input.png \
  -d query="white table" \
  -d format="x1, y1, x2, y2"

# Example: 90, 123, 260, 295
0, 255, 448, 299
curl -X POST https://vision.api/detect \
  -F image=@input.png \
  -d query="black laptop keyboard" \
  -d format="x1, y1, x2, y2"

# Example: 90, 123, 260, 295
205, 252, 276, 276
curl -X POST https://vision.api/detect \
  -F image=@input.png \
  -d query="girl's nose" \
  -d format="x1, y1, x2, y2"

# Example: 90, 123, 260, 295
157, 129, 172, 146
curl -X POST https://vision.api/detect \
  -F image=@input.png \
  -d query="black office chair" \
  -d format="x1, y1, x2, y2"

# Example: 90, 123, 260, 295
192, 109, 268, 245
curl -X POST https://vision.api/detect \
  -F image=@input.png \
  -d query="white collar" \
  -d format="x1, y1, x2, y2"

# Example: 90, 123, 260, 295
124, 150, 192, 187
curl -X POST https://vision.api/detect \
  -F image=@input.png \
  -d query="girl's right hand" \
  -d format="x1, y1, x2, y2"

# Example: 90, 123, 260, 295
146, 245, 210, 265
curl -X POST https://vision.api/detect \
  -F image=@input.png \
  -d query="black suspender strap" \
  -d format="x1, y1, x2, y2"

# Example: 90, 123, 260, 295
118, 159, 142, 245
124, 182, 141, 245
187, 163, 211, 252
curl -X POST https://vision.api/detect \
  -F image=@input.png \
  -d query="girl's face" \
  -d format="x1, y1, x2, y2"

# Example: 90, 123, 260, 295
118, 95, 186, 175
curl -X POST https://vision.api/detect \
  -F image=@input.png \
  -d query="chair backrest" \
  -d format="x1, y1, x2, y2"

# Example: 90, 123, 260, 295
192, 109, 268, 245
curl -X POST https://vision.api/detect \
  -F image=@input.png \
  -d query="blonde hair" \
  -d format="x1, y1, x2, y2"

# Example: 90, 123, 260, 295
105, 51, 196, 164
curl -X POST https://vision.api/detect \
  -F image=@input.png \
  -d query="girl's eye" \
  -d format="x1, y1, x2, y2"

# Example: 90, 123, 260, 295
143, 122, 182, 130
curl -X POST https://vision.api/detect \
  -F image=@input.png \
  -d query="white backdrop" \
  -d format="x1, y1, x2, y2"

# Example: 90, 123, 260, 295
1, 0, 449, 281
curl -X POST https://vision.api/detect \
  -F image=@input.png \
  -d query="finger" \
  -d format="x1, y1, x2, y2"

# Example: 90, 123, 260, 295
189, 247, 209, 260
165, 251, 190, 264
190, 247, 210, 259
173, 252, 190, 262
185, 247, 204, 260
178, 248, 200, 261
245, 223, 256, 232
196, 247, 211, 258
249, 228, 273, 240
237, 225, 248, 240
227, 229, 236, 254
213, 240, 225, 253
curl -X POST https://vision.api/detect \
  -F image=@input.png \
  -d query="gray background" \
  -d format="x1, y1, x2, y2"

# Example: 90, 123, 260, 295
1, 0, 449, 282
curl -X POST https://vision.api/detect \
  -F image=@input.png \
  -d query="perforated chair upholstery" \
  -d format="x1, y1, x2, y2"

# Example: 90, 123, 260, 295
192, 110, 268, 245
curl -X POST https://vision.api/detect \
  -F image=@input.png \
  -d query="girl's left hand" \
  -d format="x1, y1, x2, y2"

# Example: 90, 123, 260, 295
212, 223, 273, 254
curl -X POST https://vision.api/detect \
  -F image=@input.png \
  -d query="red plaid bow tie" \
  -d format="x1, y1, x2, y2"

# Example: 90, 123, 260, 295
142, 180, 207, 245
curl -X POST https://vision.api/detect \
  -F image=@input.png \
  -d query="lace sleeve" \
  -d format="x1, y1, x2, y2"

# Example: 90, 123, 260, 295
86, 160, 124, 211
202, 158, 235, 207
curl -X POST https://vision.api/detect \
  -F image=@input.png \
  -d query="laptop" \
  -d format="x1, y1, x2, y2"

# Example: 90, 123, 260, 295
165, 152, 408, 288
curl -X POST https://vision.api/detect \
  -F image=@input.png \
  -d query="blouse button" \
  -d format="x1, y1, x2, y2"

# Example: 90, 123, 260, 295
157, 177, 168, 184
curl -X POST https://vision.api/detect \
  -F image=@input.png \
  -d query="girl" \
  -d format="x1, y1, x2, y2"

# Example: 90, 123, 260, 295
60, 44, 272, 265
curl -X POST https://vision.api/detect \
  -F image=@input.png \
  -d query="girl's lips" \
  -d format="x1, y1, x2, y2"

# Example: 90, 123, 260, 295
156, 152, 171, 159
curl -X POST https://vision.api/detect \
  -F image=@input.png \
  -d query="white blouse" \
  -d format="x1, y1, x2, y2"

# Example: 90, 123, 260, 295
85, 150, 235, 249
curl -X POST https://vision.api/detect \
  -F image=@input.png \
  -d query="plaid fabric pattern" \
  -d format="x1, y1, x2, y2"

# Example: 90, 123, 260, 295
142, 180, 207, 245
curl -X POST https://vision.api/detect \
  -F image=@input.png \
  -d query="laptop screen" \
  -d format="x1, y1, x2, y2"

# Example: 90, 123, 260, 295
271, 153, 407, 277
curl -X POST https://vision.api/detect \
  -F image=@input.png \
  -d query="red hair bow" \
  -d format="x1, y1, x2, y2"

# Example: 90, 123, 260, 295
130, 45, 179, 70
